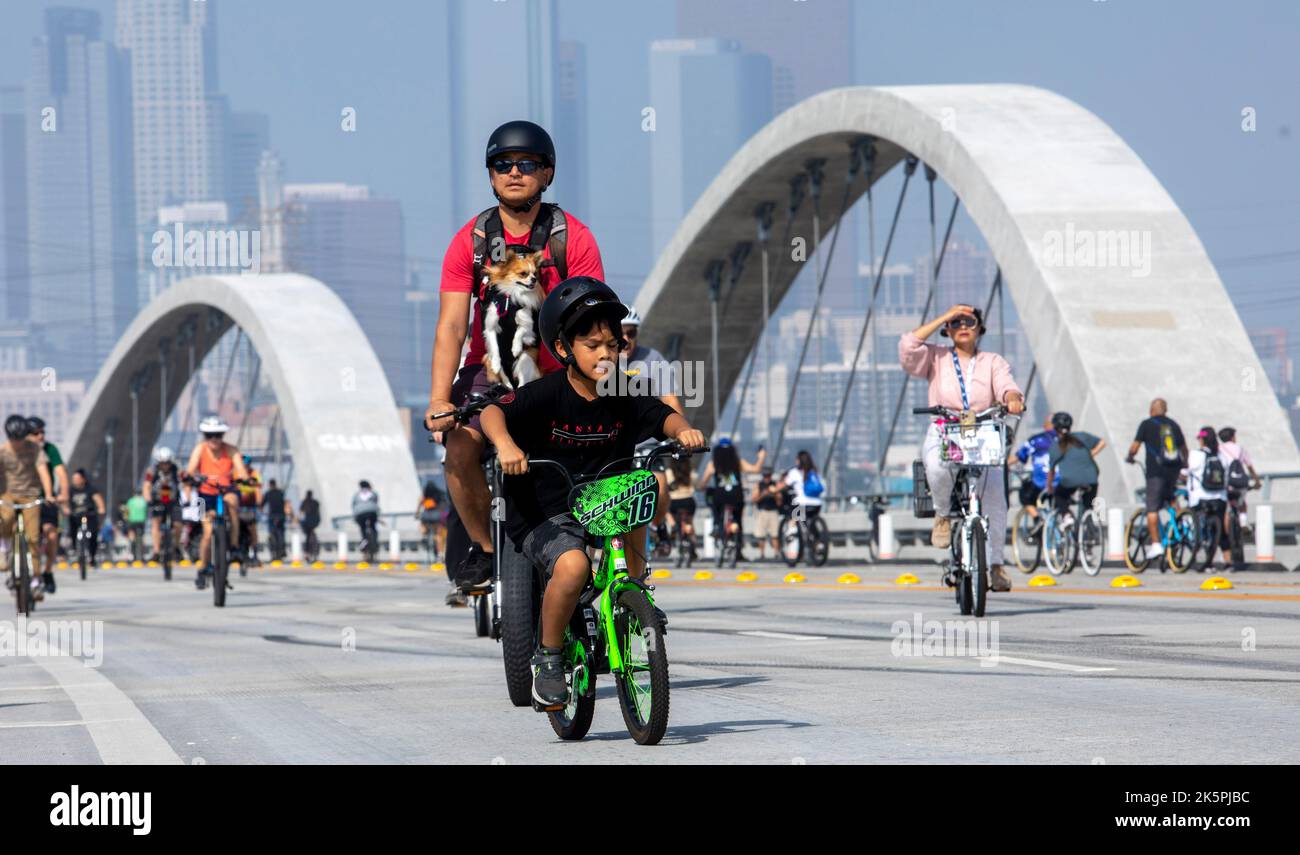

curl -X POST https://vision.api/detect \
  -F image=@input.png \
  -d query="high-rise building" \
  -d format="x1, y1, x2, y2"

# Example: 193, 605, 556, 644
446, 0, 560, 219
226, 111, 270, 226
553, 40, 588, 217
116, 0, 226, 241
647, 38, 771, 256
25, 7, 136, 382
278, 183, 409, 400
0, 85, 28, 323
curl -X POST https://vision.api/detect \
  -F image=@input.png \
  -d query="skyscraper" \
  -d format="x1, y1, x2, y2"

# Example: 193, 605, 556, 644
116, 0, 226, 234
553, 40, 588, 217
647, 38, 771, 256
25, 7, 136, 381
226, 111, 270, 226
0, 86, 28, 323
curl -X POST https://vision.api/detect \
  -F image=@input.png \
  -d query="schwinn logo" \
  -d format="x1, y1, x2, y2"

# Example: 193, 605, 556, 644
578, 481, 646, 526
50, 786, 151, 835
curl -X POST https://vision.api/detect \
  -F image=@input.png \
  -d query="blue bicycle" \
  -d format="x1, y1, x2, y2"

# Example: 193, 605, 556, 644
1124, 462, 1195, 573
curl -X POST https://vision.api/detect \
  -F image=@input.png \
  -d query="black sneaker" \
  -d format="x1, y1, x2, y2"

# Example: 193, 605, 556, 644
530, 647, 568, 710
195, 567, 211, 590
454, 544, 493, 591
41, 571, 55, 595
444, 585, 468, 608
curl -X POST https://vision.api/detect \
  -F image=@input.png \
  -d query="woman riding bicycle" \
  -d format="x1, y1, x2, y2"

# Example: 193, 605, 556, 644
1045, 411, 1106, 524
899, 304, 1025, 592
783, 450, 824, 520
695, 438, 764, 562
665, 456, 698, 562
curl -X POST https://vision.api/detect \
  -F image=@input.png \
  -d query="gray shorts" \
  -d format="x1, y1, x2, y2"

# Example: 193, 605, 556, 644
521, 513, 590, 577
1145, 469, 1179, 513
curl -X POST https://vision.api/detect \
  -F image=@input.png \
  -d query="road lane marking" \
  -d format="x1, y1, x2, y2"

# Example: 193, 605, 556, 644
977, 655, 1115, 673
739, 631, 828, 641
0, 718, 135, 729
31, 647, 183, 765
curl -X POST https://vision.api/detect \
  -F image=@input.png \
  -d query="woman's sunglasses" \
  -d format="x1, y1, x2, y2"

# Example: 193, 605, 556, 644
946, 316, 978, 330
490, 158, 545, 175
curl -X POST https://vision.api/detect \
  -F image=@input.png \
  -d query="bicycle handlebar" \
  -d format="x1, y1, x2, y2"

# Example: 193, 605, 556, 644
912, 404, 1007, 421
523, 441, 711, 493
0, 497, 43, 510
426, 383, 514, 440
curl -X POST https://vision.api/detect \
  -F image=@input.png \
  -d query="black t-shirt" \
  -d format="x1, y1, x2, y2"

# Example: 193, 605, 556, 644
263, 489, 285, 519
756, 477, 779, 511
69, 486, 98, 519
299, 498, 320, 528
1134, 416, 1186, 472
495, 370, 675, 547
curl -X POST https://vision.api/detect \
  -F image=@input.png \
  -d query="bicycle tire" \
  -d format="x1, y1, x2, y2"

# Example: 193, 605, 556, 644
1197, 511, 1223, 572
1228, 511, 1245, 570
78, 533, 88, 581
213, 523, 228, 607
613, 588, 670, 745
778, 517, 802, 567
1124, 509, 1151, 573
1044, 516, 1071, 576
970, 521, 988, 618
16, 533, 31, 617
1078, 511, 1104, 576
473, 591, 490, 637
808, 516, 830, 567
162, 526, 172, 581
1166, 511, 1195, 573
1011, 507, 1042, 574
499, 545, 539, 707
548, 628, 596, 741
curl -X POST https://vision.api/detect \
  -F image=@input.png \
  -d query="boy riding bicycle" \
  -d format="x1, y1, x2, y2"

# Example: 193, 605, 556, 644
478, 277, 706, 710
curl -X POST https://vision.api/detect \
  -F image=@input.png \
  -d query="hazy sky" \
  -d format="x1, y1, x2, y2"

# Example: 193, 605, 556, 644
3, 0, 1296, 338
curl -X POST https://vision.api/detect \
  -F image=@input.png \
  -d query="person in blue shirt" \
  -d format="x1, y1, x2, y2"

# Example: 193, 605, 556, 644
1014, 415, 1057, 519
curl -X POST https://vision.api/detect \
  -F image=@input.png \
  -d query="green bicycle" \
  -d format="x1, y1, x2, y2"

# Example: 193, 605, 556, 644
523, 440, 707, 745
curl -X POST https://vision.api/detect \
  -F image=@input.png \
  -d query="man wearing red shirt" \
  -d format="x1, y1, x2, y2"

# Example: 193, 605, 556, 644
425, 121, 605, 605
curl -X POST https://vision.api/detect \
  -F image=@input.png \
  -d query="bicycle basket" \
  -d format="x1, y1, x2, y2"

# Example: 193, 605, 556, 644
569, 469, 659, 536
942, 421, 1006, 467
912, 459, 935, 519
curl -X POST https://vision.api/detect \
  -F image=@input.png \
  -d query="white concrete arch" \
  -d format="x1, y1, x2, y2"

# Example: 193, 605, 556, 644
638, 84, 1300, 508
65, 274, 420, 525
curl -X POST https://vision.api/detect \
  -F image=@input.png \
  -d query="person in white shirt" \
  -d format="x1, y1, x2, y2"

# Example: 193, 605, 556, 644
1183, 426, 1231, 569
783, 450, 825, 512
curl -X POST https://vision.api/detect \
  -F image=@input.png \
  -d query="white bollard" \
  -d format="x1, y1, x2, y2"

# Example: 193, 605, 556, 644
702, 519, 716, 559
337, 530, 348, 563
290, 530, 303, 562
878, 513, 896, 559
1107, 508, 1125, 561
1255, 505, 1274, 562
389, 528, 401, 562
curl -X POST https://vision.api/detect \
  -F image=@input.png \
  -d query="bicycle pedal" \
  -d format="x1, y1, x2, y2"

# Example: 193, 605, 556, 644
531, 699, 565, 713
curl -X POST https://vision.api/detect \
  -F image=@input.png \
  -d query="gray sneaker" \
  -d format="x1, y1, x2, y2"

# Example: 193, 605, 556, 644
531, 647, 568, 710
444, 585, 468, 607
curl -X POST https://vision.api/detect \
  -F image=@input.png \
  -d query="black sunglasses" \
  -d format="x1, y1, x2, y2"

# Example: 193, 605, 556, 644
622, 327, 639, 338
947, 316, 978, 329
490, 158, 545, 175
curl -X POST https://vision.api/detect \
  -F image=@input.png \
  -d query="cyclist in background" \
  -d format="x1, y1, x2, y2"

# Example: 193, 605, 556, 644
696, 438, 765, 562
142, 446, 182, 563
1, 414, 54, 599
236, 456, 262, 566
299, 490, 321, 558
1013, 415, 1057, 519
183, 415, 250, 589
1185, 427, 1232, 570
665, 456, 698, 562
1125, 398, 1188, 563
415, 480, 443, 558
352, 481, 380, 555
1045, 412, 1105, 525
125, 492, 148, 560
261, 479, 288, 560
67, 469, 106, 566
179, 479, 205, 559
26, 417, 67, 588
1217, 427, 1261, 534
752, 466, 783, 560
783, 450, 825, 520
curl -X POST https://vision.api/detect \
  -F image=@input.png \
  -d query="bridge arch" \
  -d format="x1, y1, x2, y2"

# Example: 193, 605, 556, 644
637, 84, 1300, 508
65, 274, 421, 526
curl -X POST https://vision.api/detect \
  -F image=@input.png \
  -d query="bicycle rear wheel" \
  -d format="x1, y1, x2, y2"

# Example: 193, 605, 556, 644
78, 535, 88, 580
1166, 511, 1196, 573
162, 527, 172, 580
548, 629, 595, 741
1011, 507, 1042, 574
1227, 511, 1245, 571
1124, 509, 1151, 573
808, 516, 830, 566
1078, 511, 1104, 576
473, 590, 490, 637
500, 546, 539, 708
15, 535, 32, 617
778, 517, 801, 567
613, 588, 670, 745
1195, 511, 1223, 572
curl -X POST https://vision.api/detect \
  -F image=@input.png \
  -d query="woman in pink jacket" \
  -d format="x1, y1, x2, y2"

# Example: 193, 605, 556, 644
899, 304, 1025, 592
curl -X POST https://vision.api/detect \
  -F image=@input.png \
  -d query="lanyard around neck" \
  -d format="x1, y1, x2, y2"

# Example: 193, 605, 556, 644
951, 349, 971, 410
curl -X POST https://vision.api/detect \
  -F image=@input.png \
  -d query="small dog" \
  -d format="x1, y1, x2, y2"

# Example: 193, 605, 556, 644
481, 248, 547, 390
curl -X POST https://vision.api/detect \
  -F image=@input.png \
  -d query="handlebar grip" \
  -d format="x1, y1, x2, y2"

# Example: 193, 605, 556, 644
912, 407, 938, 415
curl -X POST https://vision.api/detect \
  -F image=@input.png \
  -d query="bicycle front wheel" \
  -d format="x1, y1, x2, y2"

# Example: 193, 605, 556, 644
213, 523, 228, 607
969, 522, 988, 618
1011, 507, 1042, 574
1227, 512, 1245, 571
15, 535, 32, 617
778, 517, 802, 567
1166, 511, 1196, 573
808, 516, 830, 567
613, 588, 670, 746
1124, 509, 1150, 573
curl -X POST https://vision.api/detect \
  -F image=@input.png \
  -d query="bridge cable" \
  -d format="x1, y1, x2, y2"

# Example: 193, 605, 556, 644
213, 327, 245, 417
726, 203, 777, 443
769, 153, 864, 466
874, 169, 961, 483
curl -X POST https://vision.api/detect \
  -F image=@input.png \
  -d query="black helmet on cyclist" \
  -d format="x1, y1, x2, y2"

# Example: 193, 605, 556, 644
939, 307, 987, 337
4, 414, 30, 440
485, 120, 555, 214
538, 276, 628, 369
1051, 411, 1073, 432
26, 415, 45, 434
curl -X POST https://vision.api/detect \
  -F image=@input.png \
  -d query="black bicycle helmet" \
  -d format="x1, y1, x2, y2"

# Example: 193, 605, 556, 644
939, 307, 987, 337
1051, 411, 1073, 432
538, 276, 628, 367
485, 120, 555, 168
5, 414, 31, 440
26, 415, 45, 434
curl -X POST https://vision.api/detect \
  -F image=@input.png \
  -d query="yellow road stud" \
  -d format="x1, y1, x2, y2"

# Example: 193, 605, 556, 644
894, 573, 920, 586
1201, 576, 1233, 591
784, 572, 806, 584
837, 573, 861, 585
736, 571, 758, 582
1029, 574, 1057, 587
693, 569, 713, 581
1111, 574, 1142, 588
